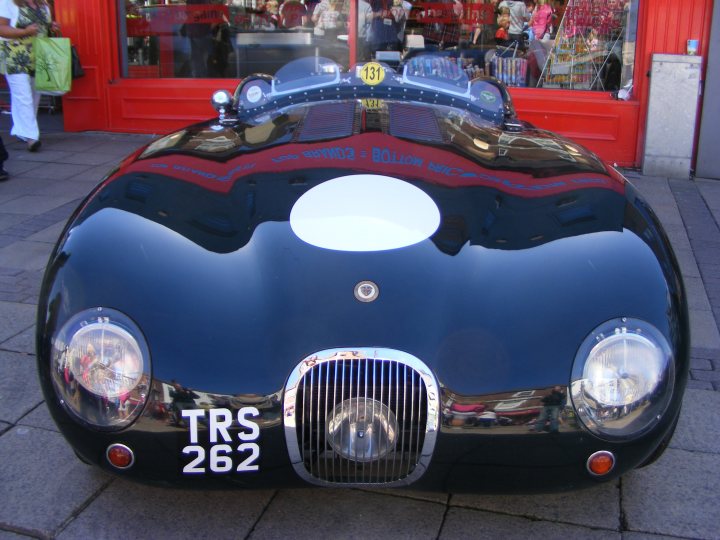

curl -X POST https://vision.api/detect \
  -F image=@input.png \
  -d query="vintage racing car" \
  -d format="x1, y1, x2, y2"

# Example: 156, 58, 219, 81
37, 55, 688, 493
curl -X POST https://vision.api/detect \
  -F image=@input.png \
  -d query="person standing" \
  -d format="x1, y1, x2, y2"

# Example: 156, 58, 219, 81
183, 0, 213, 77
369, 0, 405, 53
531, 386, 566, 433
357, 0, 372, 61
498, 0, 529, 49
495, 5, 510, 45
314, 0, 343, 40
279, 0, 308, 29
0, 0, 59, 152
530, 0, 552, 40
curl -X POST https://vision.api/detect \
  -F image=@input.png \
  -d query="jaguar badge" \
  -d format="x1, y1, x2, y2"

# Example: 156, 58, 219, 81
354, 281, 379, 303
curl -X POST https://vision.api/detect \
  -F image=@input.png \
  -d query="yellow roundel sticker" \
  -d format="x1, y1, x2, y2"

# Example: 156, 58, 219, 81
360, 62, 385, 86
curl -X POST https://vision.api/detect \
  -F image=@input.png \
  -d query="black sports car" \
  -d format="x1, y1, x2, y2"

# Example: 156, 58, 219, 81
37, 55, 688, 493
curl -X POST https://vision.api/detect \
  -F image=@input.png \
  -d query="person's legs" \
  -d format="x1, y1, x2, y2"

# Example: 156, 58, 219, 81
532, 407, 549, 431
6, 73, 41, 149
548, 406, 560, 432
189, 36, 212, 78
0, 135, 8, 181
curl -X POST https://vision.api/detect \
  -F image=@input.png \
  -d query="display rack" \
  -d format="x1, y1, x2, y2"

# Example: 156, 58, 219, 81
539, 0, 625, 90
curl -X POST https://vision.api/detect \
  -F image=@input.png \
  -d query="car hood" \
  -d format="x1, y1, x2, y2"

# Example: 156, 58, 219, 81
39, 100, 684, 399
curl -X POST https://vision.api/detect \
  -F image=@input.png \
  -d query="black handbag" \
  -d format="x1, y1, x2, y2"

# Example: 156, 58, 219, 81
71, 45, 84, 78
50, 28, 85, 79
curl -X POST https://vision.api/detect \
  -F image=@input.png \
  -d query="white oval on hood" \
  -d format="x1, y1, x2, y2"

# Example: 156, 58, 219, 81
290, 174, 441, 251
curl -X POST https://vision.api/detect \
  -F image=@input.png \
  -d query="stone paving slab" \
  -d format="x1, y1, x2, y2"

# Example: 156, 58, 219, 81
49, 152, 125, 167
660, 223, 692, 251
440, 507, 620, 539
0, 325, 35, 355
70, 164, 121, 184
622, 533, 684, 540
249, 489, 446, 540
9, 150, 76, 165
2, 159, 44, 177
451, 480, 620, 531
687, 379, 714, 391
691, 368, 720, 388
706, 277, 720, 301
10, 176, 59, 190
0, 350, 43, 425
700, 263, 720, 281
622, 448, 720, 539
0, 530, 33, 540
35, 132, 157, 158
688, 308, 720, 350
684, 275, 714, 312
0, 240, 55, 272
17, 403, 58, 433
38, 181, 98, 202
85, 140, 154, 157
37, 136, 116, 153
58, 480, 274, 540
697, 179, 720, 220
361, 487, 449, 505
15, 164, 95, 184
0, 301, 36, 343
670, 389, 720, 454
0, 194, 77, 216
0, 213, 32, 229
0, 426, 113, 539
0, 236, 18, 250
26, 222, 66, 244
641, 205, 684, 229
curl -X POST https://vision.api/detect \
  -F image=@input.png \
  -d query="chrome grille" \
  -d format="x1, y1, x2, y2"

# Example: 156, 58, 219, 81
284, 349, 439, 487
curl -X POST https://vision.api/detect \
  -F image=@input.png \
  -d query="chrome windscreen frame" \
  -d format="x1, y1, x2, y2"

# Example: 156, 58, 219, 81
283, 348, 441, 487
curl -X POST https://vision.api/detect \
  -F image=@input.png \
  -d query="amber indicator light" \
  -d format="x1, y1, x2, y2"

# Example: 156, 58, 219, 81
587, 451, 615, 476
106, 444, 134, 469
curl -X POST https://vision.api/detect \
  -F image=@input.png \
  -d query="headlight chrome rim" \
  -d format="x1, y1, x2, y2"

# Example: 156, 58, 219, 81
571, 318, 674, 441
50, 307, 151, 431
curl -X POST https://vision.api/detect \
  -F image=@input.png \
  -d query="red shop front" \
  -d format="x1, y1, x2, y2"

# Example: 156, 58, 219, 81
55, 0, 713, 167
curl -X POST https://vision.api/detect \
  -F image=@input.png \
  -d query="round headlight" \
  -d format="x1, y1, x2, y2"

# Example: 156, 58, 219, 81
327, 398, 398, 462
571, 318, 674, 439
51, 308, 150, 430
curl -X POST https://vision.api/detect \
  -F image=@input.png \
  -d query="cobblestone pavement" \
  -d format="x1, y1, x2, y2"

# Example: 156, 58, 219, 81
1, 120, 719, 540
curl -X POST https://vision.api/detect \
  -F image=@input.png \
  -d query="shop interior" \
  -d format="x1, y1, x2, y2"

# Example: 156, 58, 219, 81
120, 0, 636, 93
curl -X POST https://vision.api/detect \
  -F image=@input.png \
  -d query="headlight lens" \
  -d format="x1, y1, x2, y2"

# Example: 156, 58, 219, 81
327, 398, 398, 462
51, 308, 150, 430
571, 318, 674, 439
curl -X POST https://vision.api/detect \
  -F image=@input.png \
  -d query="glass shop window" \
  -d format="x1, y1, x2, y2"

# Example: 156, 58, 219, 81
532, 0, 637, 92
119, 0, 637, 94
119, 0, 350, 79
355, 0, 637, 92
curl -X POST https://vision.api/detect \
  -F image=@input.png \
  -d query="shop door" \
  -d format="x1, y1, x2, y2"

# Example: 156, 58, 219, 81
56, 0, 116, 131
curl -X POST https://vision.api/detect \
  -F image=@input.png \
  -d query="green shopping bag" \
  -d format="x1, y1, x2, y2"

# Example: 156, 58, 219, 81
33, 37, 72, 96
